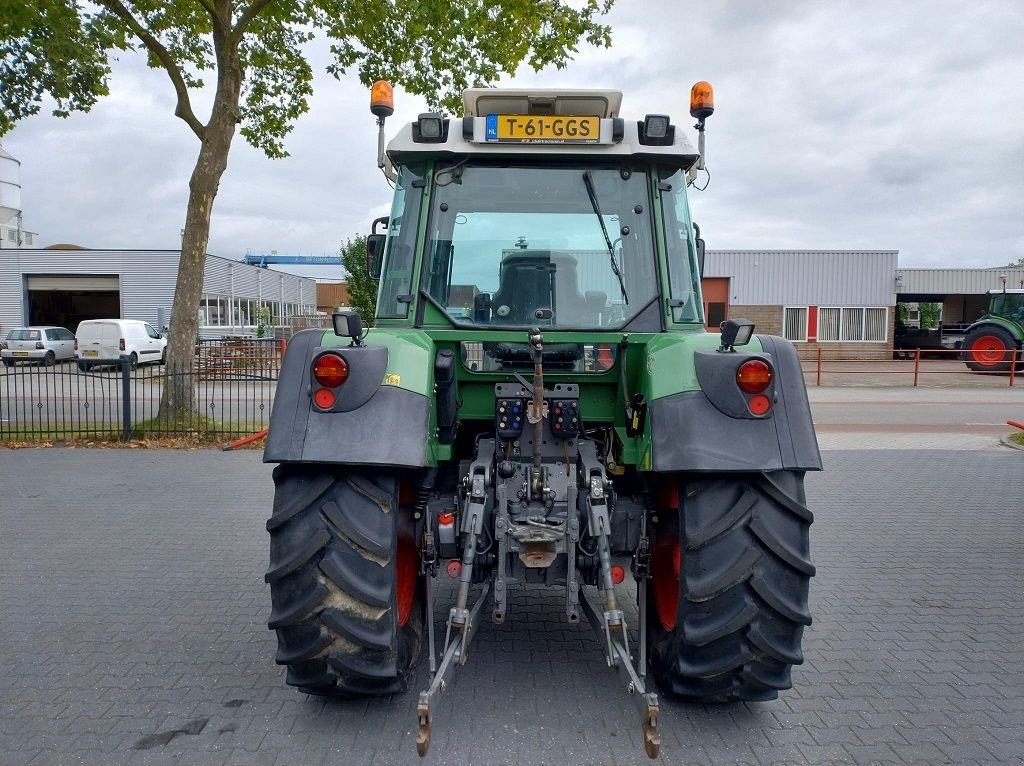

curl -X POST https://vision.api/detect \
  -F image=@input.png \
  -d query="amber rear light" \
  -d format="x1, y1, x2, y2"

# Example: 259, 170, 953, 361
736, 359, 773, 394
313, 353, 349, 388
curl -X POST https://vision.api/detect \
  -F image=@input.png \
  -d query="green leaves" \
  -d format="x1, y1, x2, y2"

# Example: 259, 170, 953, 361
0, 1, 115, 134
324, 0, 614, 114
2, 0, 614, 145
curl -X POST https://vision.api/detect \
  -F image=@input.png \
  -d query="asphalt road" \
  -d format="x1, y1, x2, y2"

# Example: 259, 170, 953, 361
1, 443, 1022, 765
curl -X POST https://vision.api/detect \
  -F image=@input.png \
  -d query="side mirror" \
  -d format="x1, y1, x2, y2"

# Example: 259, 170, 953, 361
367, 234, 385, 280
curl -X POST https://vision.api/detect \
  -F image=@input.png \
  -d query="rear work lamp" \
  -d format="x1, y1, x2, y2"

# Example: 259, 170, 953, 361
639, 114, 674, 145
414, 113, 447, 143
719, 318, 755, 351
332, 308, 365, 345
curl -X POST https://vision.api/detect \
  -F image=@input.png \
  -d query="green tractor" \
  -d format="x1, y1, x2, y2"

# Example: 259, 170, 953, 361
962, 289, 1024, 371
263, 81, 820, 759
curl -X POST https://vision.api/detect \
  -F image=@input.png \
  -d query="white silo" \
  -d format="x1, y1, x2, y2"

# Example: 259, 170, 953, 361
0, 143, 22, 225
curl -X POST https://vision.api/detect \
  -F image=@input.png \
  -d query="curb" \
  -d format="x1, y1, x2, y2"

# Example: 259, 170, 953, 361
999, 435, 1024, 451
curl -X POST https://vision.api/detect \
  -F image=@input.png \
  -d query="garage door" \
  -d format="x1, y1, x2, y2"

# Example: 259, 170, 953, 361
26, 275, 120, 291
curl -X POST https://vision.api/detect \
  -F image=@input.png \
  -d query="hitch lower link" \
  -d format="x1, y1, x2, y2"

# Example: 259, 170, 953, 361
581, 475, 661, 759
417, 481, 491, 758
415, 471, 661, 759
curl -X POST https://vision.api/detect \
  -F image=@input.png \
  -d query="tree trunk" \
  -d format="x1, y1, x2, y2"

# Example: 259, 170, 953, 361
158, 56, 242, 424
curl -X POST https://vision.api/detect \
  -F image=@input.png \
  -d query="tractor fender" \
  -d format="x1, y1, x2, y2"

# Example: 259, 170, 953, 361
964, 319, 1024, 346
648, 334, 822, 472
263, 328, 430, 467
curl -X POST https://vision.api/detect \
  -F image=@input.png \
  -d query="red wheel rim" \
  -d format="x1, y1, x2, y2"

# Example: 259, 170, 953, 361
396, 535, 417, 627
971, 335, 1007, 366
651, 539, 681, 631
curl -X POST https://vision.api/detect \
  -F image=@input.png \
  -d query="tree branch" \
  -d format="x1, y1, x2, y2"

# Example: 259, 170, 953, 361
96, 0, 207, 140
193, 0, 220, 22
229, 0, 276, 45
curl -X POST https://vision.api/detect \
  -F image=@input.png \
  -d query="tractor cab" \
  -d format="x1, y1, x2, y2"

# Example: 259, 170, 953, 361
367, 85, 708, 337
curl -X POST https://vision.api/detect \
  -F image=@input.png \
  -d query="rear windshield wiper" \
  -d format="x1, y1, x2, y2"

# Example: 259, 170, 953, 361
582, 171, 628, 304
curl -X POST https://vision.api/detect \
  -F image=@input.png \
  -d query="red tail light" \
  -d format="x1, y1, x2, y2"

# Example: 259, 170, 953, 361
313, 353, 349, 388
119, 338, 126, 351
736, 359, 773, 394
74, 339, 79, 351
35, 341, 45, 349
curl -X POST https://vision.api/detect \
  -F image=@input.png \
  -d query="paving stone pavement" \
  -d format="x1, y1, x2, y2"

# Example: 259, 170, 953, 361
1, 448, 1022, 766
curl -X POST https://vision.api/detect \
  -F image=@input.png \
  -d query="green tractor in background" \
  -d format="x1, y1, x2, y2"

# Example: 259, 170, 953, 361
962, 288, 1024, 371
262, 81, 820, 759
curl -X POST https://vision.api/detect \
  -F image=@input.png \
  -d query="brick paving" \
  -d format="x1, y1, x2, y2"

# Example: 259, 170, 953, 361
1, 447, 1022, 765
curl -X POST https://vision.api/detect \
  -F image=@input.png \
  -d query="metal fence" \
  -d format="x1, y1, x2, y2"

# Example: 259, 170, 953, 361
1, 338, 281, 442
800, 346, 1020, 387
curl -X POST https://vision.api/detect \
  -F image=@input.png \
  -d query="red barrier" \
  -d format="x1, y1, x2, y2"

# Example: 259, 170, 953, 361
800, 346, 1020, 387
223, 427, 269, 451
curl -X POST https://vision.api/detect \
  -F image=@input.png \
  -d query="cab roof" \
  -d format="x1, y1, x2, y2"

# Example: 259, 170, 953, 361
387, 88, 699, 170
462, 88, 622, 118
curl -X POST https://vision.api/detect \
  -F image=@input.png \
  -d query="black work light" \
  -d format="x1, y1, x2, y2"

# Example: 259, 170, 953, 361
414, 113, 446, 143
332, 308, 364, 345
719, 318, 755, 351
639, 114, 674, 146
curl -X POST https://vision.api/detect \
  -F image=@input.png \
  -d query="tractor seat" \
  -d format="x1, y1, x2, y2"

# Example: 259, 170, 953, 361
491, 252, 589, 324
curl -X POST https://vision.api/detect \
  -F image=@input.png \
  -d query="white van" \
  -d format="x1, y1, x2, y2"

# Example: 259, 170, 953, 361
75, 319, 168, 370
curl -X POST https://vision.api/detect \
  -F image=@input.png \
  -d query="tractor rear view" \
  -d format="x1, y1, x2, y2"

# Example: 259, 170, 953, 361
962, 288, 1024, 371
263, 81, 820, 759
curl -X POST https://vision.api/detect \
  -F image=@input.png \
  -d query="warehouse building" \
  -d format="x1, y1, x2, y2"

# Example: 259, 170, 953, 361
0, 248, 317, 337
895, 267, 1024, 326
703, 250, 899, 359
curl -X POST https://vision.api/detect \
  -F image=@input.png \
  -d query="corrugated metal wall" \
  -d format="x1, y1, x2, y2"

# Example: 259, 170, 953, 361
0, 249, 316, 335
896, 268, 1024, 295
705, 250, 899, 306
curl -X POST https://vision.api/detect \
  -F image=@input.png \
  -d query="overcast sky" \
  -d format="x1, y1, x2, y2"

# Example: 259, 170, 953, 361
4, 0, 1023, 279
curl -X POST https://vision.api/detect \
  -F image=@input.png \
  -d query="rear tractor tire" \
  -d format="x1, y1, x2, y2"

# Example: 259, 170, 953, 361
265, 466, 423, 697
647, 471, 814, 702
963, 326, 1017, 372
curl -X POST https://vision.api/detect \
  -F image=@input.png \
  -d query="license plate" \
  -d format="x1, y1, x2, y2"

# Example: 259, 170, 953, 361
486, 115, 599, 143
83, 351, 98, 357
14, 351, 28, 357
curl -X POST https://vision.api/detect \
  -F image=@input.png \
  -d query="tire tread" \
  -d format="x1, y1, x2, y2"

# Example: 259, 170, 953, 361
648, 471, 813, 703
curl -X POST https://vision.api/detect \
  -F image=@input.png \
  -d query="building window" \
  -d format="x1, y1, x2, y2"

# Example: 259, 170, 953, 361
783, 307, 808, 341
6, 229, 15, 242
819, 307, 887, 342
24, 232, 33, 245
201, 295, 229, 326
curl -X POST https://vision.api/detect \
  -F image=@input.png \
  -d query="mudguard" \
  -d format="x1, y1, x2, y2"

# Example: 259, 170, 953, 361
263, 328, 430, 467
649, 334, 821, 472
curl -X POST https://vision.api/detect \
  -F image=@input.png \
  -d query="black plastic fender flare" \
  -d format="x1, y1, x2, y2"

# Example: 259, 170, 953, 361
649, 335, 822, 473
264, 329, 430, 467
